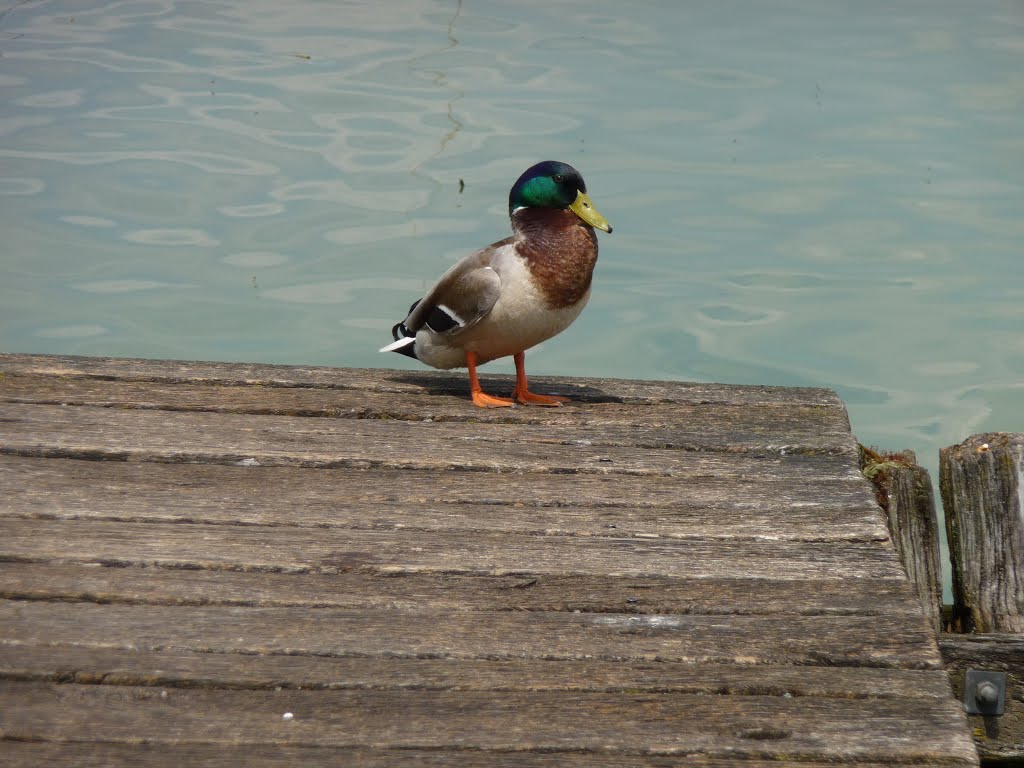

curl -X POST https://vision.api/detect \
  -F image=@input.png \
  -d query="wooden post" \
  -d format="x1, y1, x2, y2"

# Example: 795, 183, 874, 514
940, 432, 1024, 634
860, 447, 943, 634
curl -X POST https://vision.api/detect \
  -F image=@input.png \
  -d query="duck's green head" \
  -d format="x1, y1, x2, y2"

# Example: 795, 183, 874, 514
508, 160, 612, 233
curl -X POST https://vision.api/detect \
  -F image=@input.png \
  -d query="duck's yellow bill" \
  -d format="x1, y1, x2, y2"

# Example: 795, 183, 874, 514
569, 191, 613, 233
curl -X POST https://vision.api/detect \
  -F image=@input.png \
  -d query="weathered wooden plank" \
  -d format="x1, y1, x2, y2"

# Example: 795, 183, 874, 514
939, 632, 1024, 672
0, 402, 856, 474
0, 563, 923, 616
0, 353, 849, 409
0, 372, 854, 441
0, 600, 942, 668
0, 452, 873, 506
0, 644, 955, 698
0, 742, 960, 768
0, 493, 885, 542
0, 517, 907, 580
0, 682, 979, 763
0, 456, 888, 542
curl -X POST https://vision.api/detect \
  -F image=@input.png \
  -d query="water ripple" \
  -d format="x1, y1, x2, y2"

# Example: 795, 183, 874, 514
0, 149, 277, 175
122, 229, 219, 246
223, 252, 290, 268
325, 218, 480, 247
34, 324, 111, 339
218, 202, 286, 218
14, 89, 85, 107
270, 180, 430, 211
61, 215, 118, 228
0, 178, 45, 195
663, 67, 778, 89
72, 279, 186, 293
263, 277, 424, 305
9, 47, 193, 73
0, 116, 53, 137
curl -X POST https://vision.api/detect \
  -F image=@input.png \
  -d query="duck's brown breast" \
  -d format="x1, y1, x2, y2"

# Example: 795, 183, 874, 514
512, 208, 599, 309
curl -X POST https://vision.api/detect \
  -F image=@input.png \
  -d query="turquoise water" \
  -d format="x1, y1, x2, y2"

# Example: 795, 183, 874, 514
2, 1, 1023, 594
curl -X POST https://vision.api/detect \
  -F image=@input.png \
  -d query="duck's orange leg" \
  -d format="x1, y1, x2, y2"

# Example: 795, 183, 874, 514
467, 350, 514, 408
512, 351, 569, 406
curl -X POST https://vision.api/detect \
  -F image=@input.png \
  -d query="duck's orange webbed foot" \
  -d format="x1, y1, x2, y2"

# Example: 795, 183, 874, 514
513, 388, 569, 407
466, 350, 514, 408
511, 351, 569, 407
472, 390, 515, 408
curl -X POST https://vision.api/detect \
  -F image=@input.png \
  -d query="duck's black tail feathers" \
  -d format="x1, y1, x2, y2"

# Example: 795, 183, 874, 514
378, 300, 419, 358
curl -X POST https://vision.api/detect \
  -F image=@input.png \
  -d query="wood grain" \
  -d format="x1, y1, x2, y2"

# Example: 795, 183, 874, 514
0, 401, 857, 474
0, 742, 946, 768
2, 644, 954, 697
0, 353, 850, 408
0, 372, 853, 442
0, 517, 907, 580
0, 456, 887, 541
0, 354, 977, 765
860, 449, 943, 633
0, 600, 941, 668
0, 562, 923, 616
940, 432, 1024, 633
0, 682, 979, 763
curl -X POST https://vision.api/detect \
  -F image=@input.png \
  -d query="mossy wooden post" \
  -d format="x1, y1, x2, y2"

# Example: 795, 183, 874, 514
860, 447, 943, 634
940, 433, 1024, 634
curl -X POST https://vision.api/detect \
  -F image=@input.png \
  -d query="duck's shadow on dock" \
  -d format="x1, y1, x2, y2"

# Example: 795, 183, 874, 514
385, 371, 621, 404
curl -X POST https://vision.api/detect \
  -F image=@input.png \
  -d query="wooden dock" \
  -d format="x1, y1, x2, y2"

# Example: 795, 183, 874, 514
0, 353, 978, 766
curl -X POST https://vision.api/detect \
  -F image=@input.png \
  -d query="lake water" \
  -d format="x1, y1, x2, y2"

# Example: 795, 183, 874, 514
2, 1, 1023, 598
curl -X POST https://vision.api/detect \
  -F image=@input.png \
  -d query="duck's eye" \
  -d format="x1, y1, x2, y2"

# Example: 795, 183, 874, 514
552, 174, 565, 183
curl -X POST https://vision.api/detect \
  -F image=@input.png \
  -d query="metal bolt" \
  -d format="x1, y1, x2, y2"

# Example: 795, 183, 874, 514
964, 669, 1007, 715
975, 680, 999, 704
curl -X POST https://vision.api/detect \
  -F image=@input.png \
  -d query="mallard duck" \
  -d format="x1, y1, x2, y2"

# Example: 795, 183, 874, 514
380, 160, 612, 407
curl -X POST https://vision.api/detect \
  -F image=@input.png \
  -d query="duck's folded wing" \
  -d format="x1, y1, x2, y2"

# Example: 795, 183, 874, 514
405, 250, 503, 336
